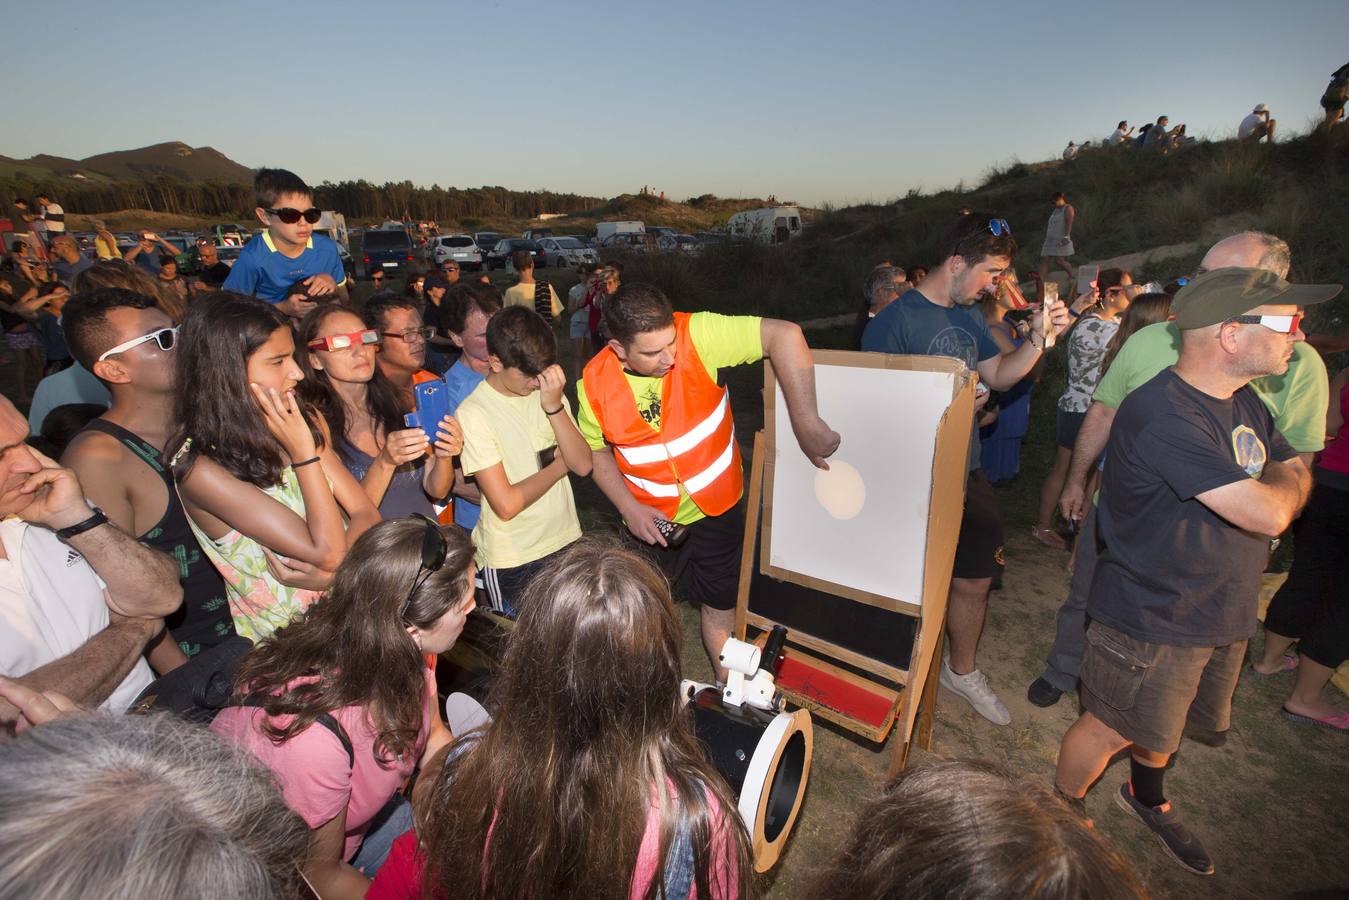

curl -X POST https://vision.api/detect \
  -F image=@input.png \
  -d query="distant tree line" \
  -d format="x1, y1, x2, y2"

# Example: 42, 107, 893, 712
1, 174, 604, 222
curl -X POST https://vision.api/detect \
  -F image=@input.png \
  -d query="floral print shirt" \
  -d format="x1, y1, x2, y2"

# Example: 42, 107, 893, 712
1058, 313, 1120, 413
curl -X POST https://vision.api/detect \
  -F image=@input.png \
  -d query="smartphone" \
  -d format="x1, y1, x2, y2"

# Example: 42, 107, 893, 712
537, 446, 557, 469
143, 232, 157, 241
1042, 281, 1059, 305
1077, 264, 1099, 295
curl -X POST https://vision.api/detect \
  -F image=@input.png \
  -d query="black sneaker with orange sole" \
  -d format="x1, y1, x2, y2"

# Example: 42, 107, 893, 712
1114, 782, 1215, 876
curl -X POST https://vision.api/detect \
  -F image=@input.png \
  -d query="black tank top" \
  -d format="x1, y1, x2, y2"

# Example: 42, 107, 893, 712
79, 419, 234, 656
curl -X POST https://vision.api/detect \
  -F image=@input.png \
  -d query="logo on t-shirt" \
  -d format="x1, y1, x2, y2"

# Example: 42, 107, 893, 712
1231, 425, 1268, 478
926, 327, 979, 370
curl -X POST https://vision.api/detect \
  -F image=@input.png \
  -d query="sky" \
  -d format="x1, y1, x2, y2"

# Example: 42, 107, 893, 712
9, 0, 1349, 207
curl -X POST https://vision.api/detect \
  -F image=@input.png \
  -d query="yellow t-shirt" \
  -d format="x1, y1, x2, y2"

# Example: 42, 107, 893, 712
577, 312, 762, 525
502, 282, 563, 320
456, 380, 581, 569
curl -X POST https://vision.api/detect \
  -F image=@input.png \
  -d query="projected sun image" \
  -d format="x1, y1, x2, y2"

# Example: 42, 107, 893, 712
813, 459, 865, 520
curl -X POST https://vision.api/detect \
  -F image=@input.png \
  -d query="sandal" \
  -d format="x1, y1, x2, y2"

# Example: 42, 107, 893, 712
1247, 655, 1299, 678
1281, 708, 1349, 733
1030, 525, 1067, 550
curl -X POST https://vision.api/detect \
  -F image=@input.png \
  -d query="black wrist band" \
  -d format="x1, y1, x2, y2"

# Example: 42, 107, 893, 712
291, 456, 321, 469
56, 508, 109, 540
1068, 308, 1082, 318
543, 406, 564, 416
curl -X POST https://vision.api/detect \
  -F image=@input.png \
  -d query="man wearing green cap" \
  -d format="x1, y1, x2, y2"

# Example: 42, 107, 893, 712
1053, 267, 1338, 877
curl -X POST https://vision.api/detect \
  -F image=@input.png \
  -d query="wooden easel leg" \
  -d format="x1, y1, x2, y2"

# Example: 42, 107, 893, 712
915, 628, 946, 752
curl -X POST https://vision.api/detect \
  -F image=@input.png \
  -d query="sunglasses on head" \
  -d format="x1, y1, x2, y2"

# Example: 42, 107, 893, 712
985, 218, 1011, 237
265, 207, 322, 225
400, 513, 448, 621
1227, 313, 1302, 334
307, 329, 380, 351
97, 326, 178, 362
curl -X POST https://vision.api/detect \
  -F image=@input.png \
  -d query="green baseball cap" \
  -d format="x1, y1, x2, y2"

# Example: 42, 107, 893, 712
1173, 268, 1341, 329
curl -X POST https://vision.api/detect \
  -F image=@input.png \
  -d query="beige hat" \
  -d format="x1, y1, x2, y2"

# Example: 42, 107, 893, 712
1253, 103, 1269, 114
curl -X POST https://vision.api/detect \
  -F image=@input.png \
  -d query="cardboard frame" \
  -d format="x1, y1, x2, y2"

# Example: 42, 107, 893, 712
738, 350, 974, 774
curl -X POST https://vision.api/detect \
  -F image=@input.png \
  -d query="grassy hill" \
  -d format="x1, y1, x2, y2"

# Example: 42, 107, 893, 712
0, 141, 254, 184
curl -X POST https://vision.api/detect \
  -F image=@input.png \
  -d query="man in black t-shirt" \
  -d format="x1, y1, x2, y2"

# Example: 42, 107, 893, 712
1053, 268, 1337, 877
192, 240, 232, 290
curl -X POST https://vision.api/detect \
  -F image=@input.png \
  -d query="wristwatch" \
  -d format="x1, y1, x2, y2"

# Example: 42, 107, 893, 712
55, 506, 109, 541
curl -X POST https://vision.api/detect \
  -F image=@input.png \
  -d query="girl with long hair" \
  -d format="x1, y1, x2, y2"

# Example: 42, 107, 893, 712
368, 539, 751, 900
1096, 291, 1173, 380
296, 305, 461, 518
212, 516, 475, 898
978, 272, 1042, 484
169, 292, 381, 642
1033, 268, 1135, 549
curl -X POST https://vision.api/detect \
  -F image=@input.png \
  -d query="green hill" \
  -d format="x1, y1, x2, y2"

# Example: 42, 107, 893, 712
0, 142, 254, 184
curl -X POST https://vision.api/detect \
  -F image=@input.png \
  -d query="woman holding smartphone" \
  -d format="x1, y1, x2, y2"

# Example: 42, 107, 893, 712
296, 305, 461, 519
170, 292, 381, 642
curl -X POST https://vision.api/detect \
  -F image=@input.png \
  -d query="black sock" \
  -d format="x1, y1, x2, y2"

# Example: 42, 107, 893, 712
1130, 757, 1167, 808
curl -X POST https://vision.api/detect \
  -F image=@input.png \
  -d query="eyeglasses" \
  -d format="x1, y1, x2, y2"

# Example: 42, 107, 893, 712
1227, 313, 1302, 334
265, 207, 322, 225
382, 326, 435, 343
97, 326, 178, 361
441, 265, 459, 272
307, 329, 381, 351
400, 513, 448, 621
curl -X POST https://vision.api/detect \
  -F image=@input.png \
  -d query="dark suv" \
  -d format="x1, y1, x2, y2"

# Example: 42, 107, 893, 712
361, 229, 415, 277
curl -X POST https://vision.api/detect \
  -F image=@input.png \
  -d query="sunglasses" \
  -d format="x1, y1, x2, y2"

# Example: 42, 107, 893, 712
97, 326, 178, 361
265, 207, 322, 225
400, 513, 448, 621
1227, 313, 1302, 334
986, 218, 1012, 237
382, 326, 435, 343
307, 329, 381, 351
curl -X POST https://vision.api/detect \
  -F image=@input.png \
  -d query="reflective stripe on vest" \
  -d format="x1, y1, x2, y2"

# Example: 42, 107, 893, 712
621, 430, 737, 497
614, 393, 729, 466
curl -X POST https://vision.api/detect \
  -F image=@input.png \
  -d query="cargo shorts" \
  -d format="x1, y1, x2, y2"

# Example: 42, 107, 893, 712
1079, 620, 1246, 755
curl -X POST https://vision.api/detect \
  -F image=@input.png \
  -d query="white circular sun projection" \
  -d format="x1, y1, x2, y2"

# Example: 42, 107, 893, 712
813, 459, 866, 520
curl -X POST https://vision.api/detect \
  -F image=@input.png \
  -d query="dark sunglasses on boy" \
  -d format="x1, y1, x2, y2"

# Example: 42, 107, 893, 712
265, 207, 323, 225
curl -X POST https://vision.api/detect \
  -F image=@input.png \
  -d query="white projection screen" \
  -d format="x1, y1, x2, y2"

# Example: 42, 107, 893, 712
765, 360, 960, 611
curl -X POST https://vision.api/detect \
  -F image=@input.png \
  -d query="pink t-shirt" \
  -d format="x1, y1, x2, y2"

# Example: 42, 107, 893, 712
364, 780, 739, 900
212, 669, 434, 861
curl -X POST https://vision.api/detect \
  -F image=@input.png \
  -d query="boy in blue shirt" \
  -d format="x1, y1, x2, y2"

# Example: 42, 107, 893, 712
222, 168, 347, 316
441, 282, 503, 530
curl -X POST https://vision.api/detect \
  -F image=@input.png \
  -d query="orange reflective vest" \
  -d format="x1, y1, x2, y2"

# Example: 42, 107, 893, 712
582, 313, 743, 518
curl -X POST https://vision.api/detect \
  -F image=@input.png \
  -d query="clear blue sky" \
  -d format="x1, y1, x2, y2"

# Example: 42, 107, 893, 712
10, 0, 1349, 206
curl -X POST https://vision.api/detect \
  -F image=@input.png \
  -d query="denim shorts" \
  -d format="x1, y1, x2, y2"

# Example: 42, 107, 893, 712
1055, 408, 1087, 449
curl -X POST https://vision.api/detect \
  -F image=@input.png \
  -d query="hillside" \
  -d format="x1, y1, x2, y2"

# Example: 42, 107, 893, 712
0, 141, 254, 184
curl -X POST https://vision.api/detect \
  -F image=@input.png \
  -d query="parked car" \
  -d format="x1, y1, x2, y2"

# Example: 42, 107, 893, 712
361, 228, 416, 277
521, 227, 554, 241
674, 234, 699, 254
536, 236, 598, 269
427, 234, 483, 270
646, 225, 677, 243
337, 244, 356, 281
484, 238, 544, 271
598, 232, 656, 253
473, 231, 503, 255
596, 221, 644, 242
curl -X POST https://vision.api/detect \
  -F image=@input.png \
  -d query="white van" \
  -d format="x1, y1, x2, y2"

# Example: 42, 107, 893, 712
596, 221, 645, 242
725, 207, 803, 244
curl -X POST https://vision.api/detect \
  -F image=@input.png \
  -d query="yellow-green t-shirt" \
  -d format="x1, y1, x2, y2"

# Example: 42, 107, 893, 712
577, 312, 763, 525
502, 282, 563, 319
456, 381, 581, 569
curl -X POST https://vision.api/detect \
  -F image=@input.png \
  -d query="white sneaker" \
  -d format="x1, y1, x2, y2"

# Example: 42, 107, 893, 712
940, 660, 1011, 726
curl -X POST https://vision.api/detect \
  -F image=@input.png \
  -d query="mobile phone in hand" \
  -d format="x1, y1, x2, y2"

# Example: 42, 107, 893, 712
537, 446, 557, 469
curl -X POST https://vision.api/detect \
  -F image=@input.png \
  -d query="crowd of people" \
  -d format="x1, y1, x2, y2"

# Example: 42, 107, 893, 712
0, 158, 1345, 898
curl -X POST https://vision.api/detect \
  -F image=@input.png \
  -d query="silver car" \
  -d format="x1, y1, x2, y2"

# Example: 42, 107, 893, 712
537, 236, 599, 269
428, 234, 483, 270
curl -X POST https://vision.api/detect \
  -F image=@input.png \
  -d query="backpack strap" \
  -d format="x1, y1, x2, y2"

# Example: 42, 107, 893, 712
235, 696, 356, 768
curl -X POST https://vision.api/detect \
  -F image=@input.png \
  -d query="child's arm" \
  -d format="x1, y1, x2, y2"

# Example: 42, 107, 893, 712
472, 459, 567, 522
538, 366, 592, 476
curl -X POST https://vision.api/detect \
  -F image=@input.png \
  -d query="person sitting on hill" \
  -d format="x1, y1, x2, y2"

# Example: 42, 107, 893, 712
502, 250, 562, 322
1238, 103, 1277, 143
1319, 62, 1349, 130
366, 539, 751, 900
1107, 120, 1134, 145
1062, 141, 1079, 161
212, 516, 472, 894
